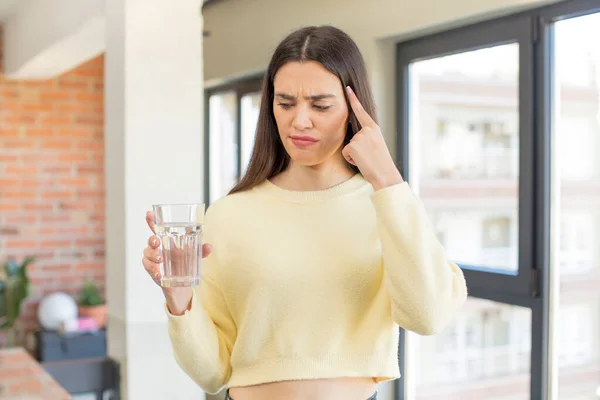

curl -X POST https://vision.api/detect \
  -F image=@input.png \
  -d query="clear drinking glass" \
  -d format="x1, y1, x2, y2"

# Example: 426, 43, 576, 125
152, 203, 205, 287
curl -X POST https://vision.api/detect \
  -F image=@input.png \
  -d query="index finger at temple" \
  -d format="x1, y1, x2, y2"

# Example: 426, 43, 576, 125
346, 86, 376, 128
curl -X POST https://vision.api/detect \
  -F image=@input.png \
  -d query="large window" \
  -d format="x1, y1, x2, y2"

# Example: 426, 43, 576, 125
409, 43, 521, 274
205, 77, 262, 203
396, 1, 600, 399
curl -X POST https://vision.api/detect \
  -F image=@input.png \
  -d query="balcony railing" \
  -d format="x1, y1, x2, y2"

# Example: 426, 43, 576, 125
431, 147, 519, 180
420, 348, 530, 384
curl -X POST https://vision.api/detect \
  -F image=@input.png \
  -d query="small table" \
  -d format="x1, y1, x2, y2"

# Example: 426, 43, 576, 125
0, 347, 71, 399
34, 328, 119, 399
41, 357, 120, 400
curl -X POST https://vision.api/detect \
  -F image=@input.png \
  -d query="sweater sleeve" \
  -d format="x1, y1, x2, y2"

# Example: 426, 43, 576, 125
370, 182, 468, 336
165, 209, 236, 394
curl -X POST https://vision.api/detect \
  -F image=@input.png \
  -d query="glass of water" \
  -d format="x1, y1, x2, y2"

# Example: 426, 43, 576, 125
152, 203, 205, 287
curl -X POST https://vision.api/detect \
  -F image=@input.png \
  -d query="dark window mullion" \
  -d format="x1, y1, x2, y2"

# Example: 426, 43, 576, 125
529, 11, 552, 400
517, 15, 538, 297
394, 45, 410, 400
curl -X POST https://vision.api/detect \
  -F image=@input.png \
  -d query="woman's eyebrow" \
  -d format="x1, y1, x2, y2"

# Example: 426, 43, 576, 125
275, 93, 336, 100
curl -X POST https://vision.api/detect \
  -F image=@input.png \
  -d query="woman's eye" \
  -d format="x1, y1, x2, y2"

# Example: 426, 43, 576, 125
278, 103, 293, 109
314, 105, 331, 111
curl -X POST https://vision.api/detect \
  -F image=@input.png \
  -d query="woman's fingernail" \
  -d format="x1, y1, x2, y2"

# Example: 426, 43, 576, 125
155, 255, 161, 262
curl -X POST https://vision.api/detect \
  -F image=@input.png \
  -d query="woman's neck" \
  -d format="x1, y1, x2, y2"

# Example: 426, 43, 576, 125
271, 160, 356, 192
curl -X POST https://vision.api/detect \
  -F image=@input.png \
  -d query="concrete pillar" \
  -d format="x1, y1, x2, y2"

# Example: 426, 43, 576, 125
104, 0, 205, 398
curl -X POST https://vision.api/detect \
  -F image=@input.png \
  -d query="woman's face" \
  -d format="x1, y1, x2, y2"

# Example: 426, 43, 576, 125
272, 61, 350, 168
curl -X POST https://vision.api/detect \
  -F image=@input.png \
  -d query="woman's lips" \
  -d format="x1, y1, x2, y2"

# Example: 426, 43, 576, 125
290, 135, 318, 147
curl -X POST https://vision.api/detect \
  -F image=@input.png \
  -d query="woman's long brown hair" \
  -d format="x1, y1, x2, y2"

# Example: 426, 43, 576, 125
228, 25, 378, 195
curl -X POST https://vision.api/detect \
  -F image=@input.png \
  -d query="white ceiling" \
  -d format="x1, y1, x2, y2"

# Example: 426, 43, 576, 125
0, 0, 216, 23
0, 0, 19, 22
0, 0, 218, 22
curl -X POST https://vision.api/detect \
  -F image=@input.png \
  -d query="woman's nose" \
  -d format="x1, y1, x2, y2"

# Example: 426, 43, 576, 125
292, 106, 313, 130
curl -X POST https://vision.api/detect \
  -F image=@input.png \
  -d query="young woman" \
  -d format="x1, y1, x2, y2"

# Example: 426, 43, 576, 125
142, 25, 468, 400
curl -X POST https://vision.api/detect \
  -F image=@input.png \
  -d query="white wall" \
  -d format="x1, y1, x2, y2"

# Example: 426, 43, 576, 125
2, 0, 105, 79
202, 0, 558, 154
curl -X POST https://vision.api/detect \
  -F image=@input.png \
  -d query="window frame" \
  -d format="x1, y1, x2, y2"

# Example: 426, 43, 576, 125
396, 13, 536, 300
394, 1, 600, 399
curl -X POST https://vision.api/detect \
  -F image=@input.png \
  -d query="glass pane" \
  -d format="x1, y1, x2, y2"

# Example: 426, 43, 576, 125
409, 43, 519, 273
209, 91, 238, 203
553, 12, 600, 400
240, 91, 261, 175
413, 298, 531, 399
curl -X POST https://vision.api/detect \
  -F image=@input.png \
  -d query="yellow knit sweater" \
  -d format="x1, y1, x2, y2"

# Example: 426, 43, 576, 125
165, 174, 467, 394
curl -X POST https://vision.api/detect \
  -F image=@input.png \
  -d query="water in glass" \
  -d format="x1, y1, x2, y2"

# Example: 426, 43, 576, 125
153, 204, 204, 287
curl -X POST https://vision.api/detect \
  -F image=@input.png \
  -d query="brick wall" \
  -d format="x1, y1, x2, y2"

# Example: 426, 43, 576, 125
0, 26, 106, 341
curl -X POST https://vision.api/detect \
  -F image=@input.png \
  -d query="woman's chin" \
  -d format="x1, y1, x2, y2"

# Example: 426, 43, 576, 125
288, 154, 323, 167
